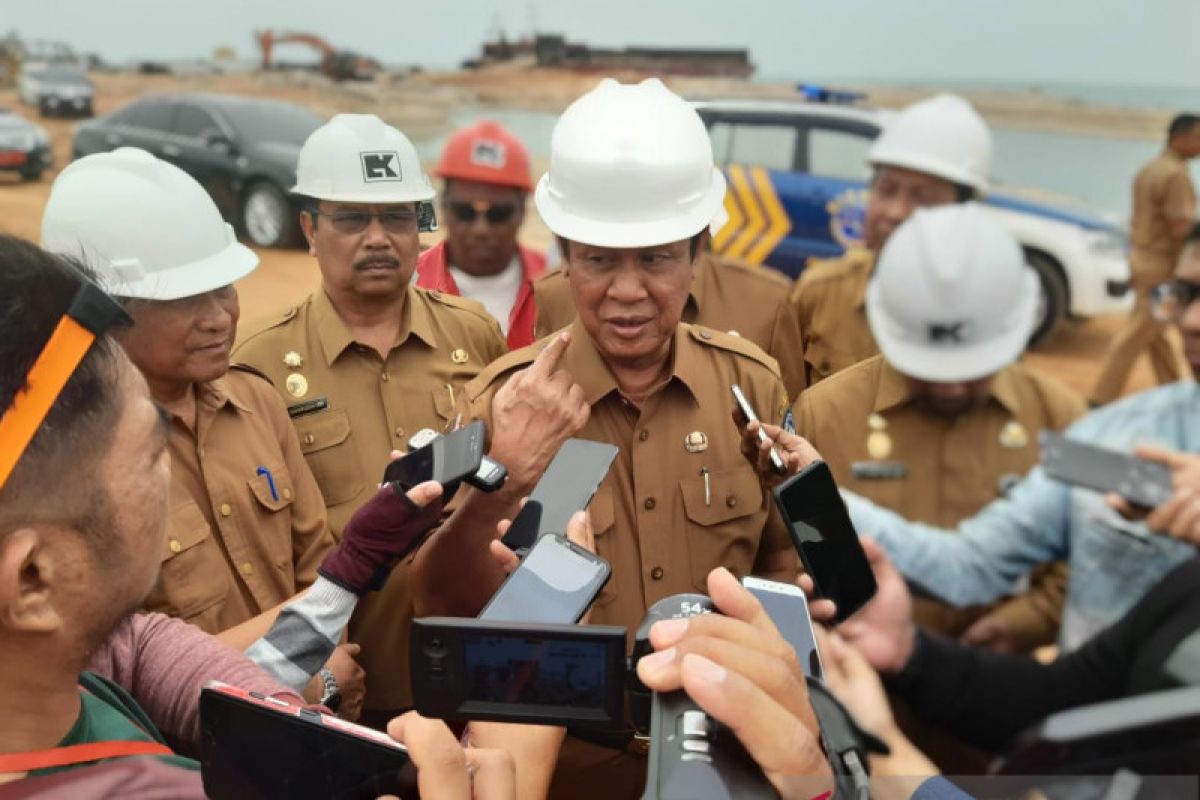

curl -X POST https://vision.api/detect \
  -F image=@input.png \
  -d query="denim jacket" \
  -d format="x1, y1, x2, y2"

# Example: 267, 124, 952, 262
845, 382, 1200, 651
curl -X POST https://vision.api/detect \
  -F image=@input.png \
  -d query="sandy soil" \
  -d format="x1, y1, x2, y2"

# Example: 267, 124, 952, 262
0, 68, 1169, 400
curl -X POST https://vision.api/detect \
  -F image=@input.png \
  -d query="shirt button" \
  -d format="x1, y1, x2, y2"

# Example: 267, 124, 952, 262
394, 426, 405, 438
644, 497, 656, 510
381, 372, 390, 382
241, 562, 254, 576
282, 488, 293, 501
168, 539, 182, 554
651, 567, 664, 580
638, 429, 649, 442
219, 503, 233, 517
699, 330, 712, 340
725, 495, 737, 508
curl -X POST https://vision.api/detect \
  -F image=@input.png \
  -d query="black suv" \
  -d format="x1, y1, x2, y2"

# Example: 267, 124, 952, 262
72, 93, 325, 247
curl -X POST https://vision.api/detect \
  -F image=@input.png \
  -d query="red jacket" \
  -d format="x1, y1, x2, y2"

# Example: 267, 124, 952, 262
415, 240, 546, 349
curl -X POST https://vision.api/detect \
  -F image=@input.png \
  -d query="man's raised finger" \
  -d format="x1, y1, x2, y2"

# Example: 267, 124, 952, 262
528, 331, 571, 379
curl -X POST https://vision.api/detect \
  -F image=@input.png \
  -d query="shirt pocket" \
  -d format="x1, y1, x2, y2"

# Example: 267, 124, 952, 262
679, 465, 763, 591
247, 462, 297, 573
585, 482, 618, 609
149, 500, 229, 623
294, 409, 364, 507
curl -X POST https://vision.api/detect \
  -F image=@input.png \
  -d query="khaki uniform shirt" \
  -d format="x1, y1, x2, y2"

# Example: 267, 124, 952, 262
792, 355, 1086, 649
233, 286, 507, 710
789, 247, 878, 386
533, 254, 807, 400
1130, 149, 1197, 285
461, 320, 799, 641
145, 367, 336, 635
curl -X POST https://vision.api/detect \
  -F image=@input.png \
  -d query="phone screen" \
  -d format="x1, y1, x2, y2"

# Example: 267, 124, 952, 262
383, 420, 484, 488
773, 461, 877, 622
742, 577, 823, 679
481, 535, 611, 623
502, 439, 619, 552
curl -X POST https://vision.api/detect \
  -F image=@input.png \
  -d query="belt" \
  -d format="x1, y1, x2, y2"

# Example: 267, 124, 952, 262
567, 727, 651, 757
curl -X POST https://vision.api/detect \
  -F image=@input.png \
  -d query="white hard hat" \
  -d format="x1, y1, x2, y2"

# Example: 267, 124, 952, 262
41, 148, 258, 301
293, 113, 434, 204
866, 203, 1037, 383
868, 94, 992, 193
535, 78, 727, 248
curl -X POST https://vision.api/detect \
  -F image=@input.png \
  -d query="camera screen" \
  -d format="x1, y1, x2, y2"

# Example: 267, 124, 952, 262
463, 635, 609, 711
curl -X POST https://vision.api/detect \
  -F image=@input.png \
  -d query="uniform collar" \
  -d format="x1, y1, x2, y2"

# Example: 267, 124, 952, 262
312, 285, 437, 366
873, 358, 1022, 415
684, 256, 709, 319
196, 376, 254, 415
563, 319, 702, 407
849, 248, 876, 311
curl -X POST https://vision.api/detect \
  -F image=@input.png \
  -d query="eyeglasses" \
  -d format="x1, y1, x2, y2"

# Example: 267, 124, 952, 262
446, 200, 518, 225
0, 274, 130, 490
1151, 279, 1200, 322
316, 209, 420, 235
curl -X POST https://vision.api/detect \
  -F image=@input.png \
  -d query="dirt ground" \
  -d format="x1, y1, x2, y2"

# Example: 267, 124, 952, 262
0, 69, 1167, 400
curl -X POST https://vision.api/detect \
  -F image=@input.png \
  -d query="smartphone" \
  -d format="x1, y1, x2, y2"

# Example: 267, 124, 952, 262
382, 419, 485, 490
772, 461, 877, 623
409, 617, 627, 727
199, 681, 416, 800
1039, 430, 1174, 510
742, 576, 823, 679
501, 438, 619, 553
730, 384, 786, 475
480, 533, 612, 624
405, 427, 507, 492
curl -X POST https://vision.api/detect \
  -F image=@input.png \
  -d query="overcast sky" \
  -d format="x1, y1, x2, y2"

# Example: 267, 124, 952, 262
5, 0, 1195, 88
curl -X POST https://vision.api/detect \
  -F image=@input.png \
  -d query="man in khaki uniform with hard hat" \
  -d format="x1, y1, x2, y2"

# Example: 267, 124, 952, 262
532, 250, 808, 399
234, 114, 507, 723
1089, 114, 1200, 405
412, 79, 800, 800
794, 203, 1080, 652
40, 148, 365, 714
416, 120, 547, 349
792, 94, 991, 386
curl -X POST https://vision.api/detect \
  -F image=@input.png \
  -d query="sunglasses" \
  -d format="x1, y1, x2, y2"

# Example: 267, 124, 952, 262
446, 200, 518, 225
0, 274, 130, 490
316, 209, 420, 235
1151, 279, 1200, 322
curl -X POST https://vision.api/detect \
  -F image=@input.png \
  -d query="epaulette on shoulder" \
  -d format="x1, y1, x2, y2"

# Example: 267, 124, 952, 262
237, 306, 300, 346
688, 325, 780, 377
228, 363, 274, 386
463, 343, 540, 402
797, 248, 873, 286
420, 288, 493, 322
710, 255, 790, 288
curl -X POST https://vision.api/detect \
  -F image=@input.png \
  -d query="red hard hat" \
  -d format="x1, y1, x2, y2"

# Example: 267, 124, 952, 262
434, 121, 533, 193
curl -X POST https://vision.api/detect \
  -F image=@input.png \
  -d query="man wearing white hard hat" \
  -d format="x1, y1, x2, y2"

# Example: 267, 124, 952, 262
790, 94, 992, 386
415, 78, 800, 799
39, 148, 375, 716
233, 114, 512, 723
791, 203, 1082, 769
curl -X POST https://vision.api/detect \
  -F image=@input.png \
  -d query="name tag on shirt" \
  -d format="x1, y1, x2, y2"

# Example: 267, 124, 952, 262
851, 461, 907, 480
287, 397, 330, 419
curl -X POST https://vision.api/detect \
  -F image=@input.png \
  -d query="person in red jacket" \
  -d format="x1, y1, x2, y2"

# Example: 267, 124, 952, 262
417, 120, 545, 348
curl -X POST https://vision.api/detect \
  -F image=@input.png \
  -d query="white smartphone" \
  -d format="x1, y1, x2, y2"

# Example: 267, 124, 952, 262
731, 384, 786, 474
742, 575, 824, 679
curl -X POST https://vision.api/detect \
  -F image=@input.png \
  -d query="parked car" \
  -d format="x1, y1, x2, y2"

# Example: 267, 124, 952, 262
19, 67, 94, 117
0, 108, 52, 180
72, 93, 325, 247
693, 97, 1133, 344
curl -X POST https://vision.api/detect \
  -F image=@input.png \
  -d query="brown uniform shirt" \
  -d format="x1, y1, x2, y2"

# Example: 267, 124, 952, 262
462, 319, 799, 639
233, 286, 507, 710
793, 355, 1086, 649
789, 247, 878, 386
533, 254, 807, 400
146, 366, 336, 635
1130, 149, 1197, 285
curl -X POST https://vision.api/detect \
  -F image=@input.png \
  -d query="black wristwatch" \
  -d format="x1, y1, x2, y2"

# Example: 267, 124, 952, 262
318, 667, 342, 713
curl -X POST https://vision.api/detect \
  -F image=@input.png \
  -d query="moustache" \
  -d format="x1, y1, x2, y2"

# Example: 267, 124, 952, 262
353, 256, 402, 271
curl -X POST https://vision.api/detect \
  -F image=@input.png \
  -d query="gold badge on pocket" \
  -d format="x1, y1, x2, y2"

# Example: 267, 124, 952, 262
451, 348, 469, 364
867, 430, 893, 460
684, 431, 709, 453
285, 373, 309, 398
999, 420, 1029, 449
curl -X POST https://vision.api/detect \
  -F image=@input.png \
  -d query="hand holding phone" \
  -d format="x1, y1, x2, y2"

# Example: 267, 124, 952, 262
383, 420, 505, 496
731, 384, 786, 475
742, 576, 823, 679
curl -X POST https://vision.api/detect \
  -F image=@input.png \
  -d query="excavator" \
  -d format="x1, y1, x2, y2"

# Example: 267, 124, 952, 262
255, 30, 380, 82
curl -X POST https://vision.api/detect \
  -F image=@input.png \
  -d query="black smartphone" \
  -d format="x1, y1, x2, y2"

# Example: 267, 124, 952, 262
480, 533, 611, 624
382, 419, 485, 490
742, 576, 823, 679
199, 682, 416, 800
409, 617, 627, 727
730, 383, 786, 475
772, 461, 877, 623
501, 438, 619, 553
1039, 430, 1173, 510
405, 427, 507, 492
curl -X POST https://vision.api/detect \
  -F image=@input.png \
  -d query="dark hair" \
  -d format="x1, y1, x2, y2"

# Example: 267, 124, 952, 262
1169, 114, 1200, 140
0, 235, 128, 545
557, 231, 707, 263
